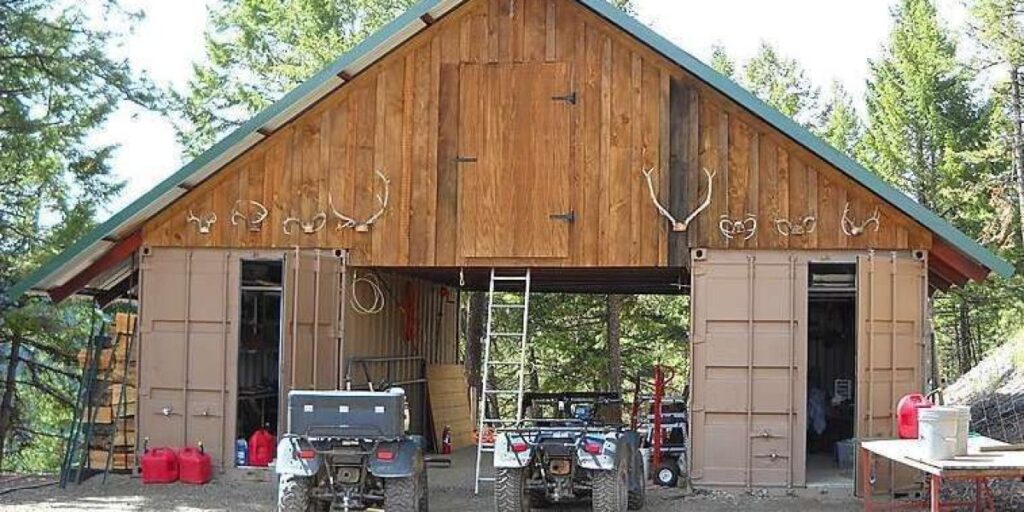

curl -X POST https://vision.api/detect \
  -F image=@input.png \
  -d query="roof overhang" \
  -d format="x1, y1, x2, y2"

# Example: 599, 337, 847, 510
9, 0, 1013, 301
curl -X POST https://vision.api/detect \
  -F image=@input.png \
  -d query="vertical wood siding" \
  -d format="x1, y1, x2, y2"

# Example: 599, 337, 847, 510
142, 0, 931, 265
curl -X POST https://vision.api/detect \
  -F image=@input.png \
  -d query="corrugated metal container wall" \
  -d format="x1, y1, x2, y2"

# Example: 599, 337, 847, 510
855, 251, 926, 493
690, 250, 807, 488
138, 248, 236, 468
342, 269, 459, 433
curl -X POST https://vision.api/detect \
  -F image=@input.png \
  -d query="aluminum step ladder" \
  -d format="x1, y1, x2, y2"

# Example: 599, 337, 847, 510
473, 268, 532, 494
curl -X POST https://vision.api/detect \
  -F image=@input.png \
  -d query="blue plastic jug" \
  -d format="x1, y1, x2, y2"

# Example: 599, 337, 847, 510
235, 438, 248, 466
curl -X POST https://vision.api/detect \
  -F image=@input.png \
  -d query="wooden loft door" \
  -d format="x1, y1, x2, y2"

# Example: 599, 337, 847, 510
457, 61, 572, 259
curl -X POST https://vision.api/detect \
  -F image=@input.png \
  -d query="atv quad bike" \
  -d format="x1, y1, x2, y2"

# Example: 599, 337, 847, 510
492, 392, 646, 512
276, 388, 428, 511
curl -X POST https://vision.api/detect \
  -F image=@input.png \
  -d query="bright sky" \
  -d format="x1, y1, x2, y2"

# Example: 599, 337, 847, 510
95, 0, 968, 216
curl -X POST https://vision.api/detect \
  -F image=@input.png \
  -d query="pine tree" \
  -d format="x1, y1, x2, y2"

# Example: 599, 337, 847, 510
817, 82, 863, 158
0, 0, 158, 472
709, 43, 736, 78
742, 41, 820, 128
969, 0, 1024, 253
866, 0, 1019, 382
863, 0, 987, 212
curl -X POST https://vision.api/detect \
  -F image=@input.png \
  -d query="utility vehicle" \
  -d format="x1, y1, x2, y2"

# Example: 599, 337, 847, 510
276, 388, 428, 511
492, 392, 646, 511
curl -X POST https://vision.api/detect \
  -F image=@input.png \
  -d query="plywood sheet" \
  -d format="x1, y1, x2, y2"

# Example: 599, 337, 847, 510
426, 364, 475, 451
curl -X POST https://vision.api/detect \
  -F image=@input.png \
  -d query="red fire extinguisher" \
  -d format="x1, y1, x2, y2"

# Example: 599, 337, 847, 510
441, 425, 452, 455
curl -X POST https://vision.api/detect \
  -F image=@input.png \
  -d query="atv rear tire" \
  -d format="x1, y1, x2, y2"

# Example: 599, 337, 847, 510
627, 450, 646, 510
419, 467, 429, 511
278, 474, 313, 512
494, 467, 531, 512
592, 461, 629, 512
384, 474, 423, 511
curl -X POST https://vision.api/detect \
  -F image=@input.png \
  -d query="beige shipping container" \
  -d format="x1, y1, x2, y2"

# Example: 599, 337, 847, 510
689, 249, 926, 489
138, 247, 457, 469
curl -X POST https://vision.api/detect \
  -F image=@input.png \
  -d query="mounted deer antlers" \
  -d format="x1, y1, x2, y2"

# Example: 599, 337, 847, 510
641, 167, 716, 232
230, 200, 268, 232
186, 210, 217, 235
841, 203, 880, 237
329, 170, 391, 233
775, 215, 817, 236
283, 212, 327, 235
719, 214, 757, 240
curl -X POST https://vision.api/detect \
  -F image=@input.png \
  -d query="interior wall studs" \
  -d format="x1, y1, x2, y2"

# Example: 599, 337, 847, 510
186, 210, 217, 235
841, 202, 880, 237
283, 212, 327, 235
774, 215, 817, 237
230, 199, 269, 232
719, 214, 757, 240
329, 170, 391, 233
642, 167, 716, 232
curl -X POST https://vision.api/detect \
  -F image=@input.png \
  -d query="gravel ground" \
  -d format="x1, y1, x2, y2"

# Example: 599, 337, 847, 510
0, 474, 862, 512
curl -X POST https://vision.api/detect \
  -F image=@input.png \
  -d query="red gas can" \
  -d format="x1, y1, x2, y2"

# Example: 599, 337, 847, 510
248, 429, 276, 467
897, 393, 933, 439
141, 447, 179, 484
179, 445, 212, 485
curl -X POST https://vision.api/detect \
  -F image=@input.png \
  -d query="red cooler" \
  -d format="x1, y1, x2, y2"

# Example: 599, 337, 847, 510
897, 393, 933, 439
141, 447, 179, 484
248, 429, 276, 467
179, 445, 212, 484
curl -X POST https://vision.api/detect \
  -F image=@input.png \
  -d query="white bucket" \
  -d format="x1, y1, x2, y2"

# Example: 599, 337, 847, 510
918, 407, 958, 461
952, 406, 971, 456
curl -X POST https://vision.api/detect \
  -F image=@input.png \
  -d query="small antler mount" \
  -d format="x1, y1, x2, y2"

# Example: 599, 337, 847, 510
186, 210, 217, 235
283, 212, 327, 235
719, 214, 757, 240
230, 200, 269, 232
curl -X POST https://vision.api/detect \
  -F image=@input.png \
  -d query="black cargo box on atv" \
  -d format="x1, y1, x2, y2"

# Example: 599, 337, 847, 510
287, 389, 406, 439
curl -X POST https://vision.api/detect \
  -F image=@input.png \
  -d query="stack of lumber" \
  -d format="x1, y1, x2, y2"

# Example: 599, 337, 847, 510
426, 365, 475, 451
78, 312, 138, 471
946, 336, 1024, 444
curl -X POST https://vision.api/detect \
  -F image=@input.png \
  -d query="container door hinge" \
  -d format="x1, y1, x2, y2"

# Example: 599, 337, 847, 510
551, 92, 577, 105
548, 210, 576, 223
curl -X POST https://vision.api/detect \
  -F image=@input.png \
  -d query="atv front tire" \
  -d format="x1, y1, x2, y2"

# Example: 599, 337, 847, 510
384, 474, 424, 511
592, 461, 629, 512
627, 449, 646, 510
495, 467, 532, 512
278, 474, 313, 512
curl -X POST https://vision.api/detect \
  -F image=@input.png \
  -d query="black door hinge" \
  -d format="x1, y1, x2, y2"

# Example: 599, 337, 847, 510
551, 92, 577, 105
549, 210, 576, 223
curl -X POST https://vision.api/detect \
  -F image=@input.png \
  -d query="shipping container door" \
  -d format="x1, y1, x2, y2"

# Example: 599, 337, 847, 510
690, 250, 807, 487
282, 250, 342, 414
139, 248, 234, 467
856, 252, 925, 492
457, 62, 572, 259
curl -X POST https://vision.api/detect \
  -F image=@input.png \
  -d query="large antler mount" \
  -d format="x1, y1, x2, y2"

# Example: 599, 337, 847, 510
841, 202, 880, 237
641, 167, 716, 232
329, 170, 390, 233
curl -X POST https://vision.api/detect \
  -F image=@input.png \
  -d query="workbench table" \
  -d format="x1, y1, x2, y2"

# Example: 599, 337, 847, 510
860, 436, 1024, 511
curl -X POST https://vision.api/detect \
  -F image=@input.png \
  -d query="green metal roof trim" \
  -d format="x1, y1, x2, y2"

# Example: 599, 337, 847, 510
578, 0, 1013, 278
9, 0, 1012, 299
